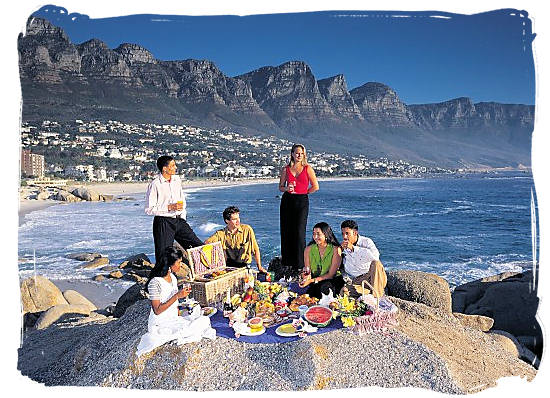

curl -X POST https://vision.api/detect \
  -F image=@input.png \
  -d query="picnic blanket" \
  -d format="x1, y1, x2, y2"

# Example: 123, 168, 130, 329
210, 310, 343, 343
209, 282, 344, 343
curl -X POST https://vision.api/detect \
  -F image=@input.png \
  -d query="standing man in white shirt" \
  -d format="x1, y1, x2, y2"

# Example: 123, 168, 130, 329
340, 219, 387, 297
145, 155, 203, 264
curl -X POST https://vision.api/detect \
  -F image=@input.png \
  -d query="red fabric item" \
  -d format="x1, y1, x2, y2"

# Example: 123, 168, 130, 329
286, 165, 310, 194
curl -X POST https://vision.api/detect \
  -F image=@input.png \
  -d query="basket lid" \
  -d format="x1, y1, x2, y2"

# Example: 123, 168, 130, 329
186, 241, 226, 279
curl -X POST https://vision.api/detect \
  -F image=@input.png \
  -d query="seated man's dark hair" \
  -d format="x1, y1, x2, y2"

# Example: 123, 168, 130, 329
156, 155, 174, 172
223, 206, 240, 221
341, 219, 359, 231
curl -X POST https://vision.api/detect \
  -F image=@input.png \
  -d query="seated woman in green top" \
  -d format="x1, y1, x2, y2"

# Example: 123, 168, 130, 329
299, 222, 344, 299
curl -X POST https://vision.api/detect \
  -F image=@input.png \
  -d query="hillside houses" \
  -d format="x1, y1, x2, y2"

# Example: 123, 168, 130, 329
20, 119, 452, 182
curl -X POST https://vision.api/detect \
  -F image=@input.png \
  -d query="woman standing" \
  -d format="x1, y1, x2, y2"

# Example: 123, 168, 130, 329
278, 144, 319, 276
299, 222, 344, 299
136, 247, 216, 356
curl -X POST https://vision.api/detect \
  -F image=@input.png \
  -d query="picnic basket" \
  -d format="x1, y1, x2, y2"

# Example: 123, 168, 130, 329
349, 279, 399, 335
185, 241, 249, 306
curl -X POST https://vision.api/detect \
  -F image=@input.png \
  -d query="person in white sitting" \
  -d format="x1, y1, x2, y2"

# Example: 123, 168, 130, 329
340, 219, 387, 298
136, 246, 216, 357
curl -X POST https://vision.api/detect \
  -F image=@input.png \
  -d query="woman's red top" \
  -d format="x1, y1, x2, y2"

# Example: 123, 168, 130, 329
286, 165, 310, 194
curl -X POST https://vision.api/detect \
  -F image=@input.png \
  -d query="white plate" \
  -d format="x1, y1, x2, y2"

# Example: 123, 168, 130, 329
239, 326, 266, 336
275, 323, 299, 337
201, 307, 217, 317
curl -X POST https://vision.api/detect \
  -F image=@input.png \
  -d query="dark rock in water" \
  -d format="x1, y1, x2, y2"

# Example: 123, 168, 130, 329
108, 270, 123, 279
120, 253, 153, 270
100, 265, 118, 272
81, 257, 110, 269
124, 253, 151, 264
123, 273, 147, 284
386, 270, 452, 313
66, 252, 102, 262
93, 275, 106, 282
113, 283, 147, 318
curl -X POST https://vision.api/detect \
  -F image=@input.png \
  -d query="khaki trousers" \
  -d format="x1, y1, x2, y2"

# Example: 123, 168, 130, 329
345, 260, 387, 298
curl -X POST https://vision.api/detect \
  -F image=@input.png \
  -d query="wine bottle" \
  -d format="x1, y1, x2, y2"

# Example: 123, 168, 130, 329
223, 289, 233, 317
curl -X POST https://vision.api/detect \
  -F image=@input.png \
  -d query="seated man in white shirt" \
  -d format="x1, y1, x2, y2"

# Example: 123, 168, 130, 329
340, 219, 387, 298
145, 155, 203, 264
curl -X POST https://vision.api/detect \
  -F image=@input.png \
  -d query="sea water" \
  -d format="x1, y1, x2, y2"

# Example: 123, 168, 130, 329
18, 172, 536, 289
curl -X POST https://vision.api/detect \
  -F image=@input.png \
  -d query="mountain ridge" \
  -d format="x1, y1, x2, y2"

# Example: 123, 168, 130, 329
18, 16, 534, 168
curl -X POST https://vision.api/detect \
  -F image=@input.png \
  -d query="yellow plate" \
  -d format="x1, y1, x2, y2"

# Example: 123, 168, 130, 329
275, 323, 299, 337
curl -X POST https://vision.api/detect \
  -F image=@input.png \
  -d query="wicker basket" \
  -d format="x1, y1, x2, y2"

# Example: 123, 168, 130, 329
349, 280, 399, 335
185, 242, 249, 306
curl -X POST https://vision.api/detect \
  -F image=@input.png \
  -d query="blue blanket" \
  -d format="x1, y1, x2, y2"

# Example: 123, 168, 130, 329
210, 311, 343, 343
209, 282, 343, 343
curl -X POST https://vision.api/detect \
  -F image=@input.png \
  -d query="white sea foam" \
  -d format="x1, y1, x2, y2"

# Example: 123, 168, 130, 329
390, 256, 530, 288
196, 222, 224, 235
65, 240, 104, 250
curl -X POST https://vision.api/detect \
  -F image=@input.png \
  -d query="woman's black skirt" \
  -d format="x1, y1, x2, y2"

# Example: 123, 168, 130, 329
279, 192, 309, 274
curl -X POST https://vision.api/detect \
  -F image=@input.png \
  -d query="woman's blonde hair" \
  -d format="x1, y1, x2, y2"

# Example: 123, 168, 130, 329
288, 143, 308, 167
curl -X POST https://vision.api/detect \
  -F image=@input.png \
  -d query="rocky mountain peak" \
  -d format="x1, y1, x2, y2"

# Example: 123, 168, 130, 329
317, 74, 363, 120
350, 82, 412, 127
114, 43, 157, 65
23, 16, 70, 42
77, 39, 110, 55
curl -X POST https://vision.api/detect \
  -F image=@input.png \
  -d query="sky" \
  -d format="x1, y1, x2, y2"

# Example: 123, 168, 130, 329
29, 5, 536, 105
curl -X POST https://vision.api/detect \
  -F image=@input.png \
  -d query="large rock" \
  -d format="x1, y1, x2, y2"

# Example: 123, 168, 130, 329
35, 304, 92, 329
386, 270, 452, 313
452, 271, 541, 347
119, 253, 153, 270
71, 187, 100, 201
37, 191, 50, 200
488, 330, 521, 357
451, 271, 523, 313
66, 252, 102, 262
81, 257, 110, 269
55, 189, 81, 202
62, 290, 97, 312
20, 276, 68, 313
452, 313, 494, 332
113, 283, 147, 318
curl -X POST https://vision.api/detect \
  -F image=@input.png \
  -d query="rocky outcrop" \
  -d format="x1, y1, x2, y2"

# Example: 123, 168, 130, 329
452, 312, 494, 332
66, 252, 102, 262
63, 290, 97, 312
113, 283, 147, 318
452, 271, 542, 364
81, 257, 110, 269
20, 276, 68, 313
71, 187, 101, 201
386, 270, 452, 313
35, 303, 93, 329
17, 290, 536, 392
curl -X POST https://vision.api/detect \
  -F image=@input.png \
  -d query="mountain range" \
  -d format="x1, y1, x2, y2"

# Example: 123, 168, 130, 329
18, 17, 535, 168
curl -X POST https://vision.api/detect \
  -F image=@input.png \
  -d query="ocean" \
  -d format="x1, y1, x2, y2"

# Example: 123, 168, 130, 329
18, 172, 537, 290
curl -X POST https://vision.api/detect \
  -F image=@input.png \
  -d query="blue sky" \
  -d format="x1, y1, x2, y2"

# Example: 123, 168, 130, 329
31, 6, 536, 105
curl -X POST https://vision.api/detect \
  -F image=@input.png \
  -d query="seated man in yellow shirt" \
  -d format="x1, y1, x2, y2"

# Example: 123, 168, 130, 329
205, 206, 267, 273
